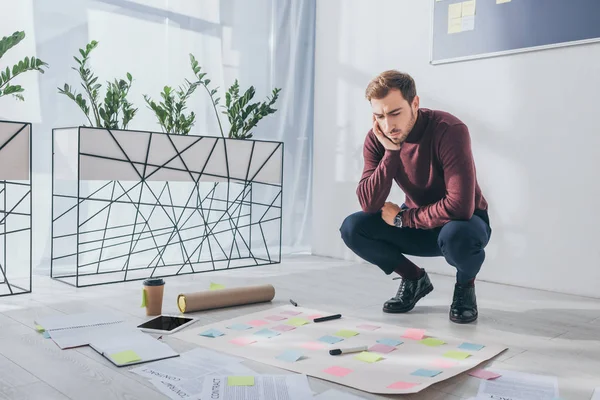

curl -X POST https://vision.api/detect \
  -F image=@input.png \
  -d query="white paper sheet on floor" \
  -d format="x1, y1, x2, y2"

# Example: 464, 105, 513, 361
199, 374, 313, 400
476, 369, 559, 400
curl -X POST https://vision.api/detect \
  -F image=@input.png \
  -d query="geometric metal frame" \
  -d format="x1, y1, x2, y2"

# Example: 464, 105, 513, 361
0, 120, 32, 297
51, 126, 283, 288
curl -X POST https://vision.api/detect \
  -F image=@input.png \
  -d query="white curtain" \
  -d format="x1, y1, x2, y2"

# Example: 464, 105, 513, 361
0, 0, 315, 271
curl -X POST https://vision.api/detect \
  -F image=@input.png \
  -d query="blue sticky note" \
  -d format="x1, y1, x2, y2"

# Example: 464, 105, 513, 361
377, 338, 403, 347
318, 335, 343, 344
276, 349, 304, 362
228, 323, 253, 331
199, 328, 224, 338
42, 331, 51, 339
411, 369, 443, 378
459, 342, 485, 351
253, 329, 280, 338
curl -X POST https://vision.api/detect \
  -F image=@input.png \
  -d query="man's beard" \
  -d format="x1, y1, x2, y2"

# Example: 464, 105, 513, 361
388, 110, 416, 144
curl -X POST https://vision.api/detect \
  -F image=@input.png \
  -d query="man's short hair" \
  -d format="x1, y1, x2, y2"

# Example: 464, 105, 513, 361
365, 70, 417, 104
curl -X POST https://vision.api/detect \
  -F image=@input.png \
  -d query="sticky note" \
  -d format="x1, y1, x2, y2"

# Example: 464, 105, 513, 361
354, 351, 383, 363
402, 328, 425, 340
377, 338, 403, 347
227, 323, 253, 331
443, 350, 471, 360
448, 2, 463, 19
387, 381, 419, 390
35, 325, 45, 333
300, 341, 325, 350
253, 328, 280, 338
318, 335, 343, 344
462, 15, 475, 31
199, 328, 224, 338
334, 329, 359, 338
307, 314, 323, 320
276, 349, 304, 362
432, 358, 459, 368
497, 0, 511, 3
230, 337, 256, 346
210, 282, 225, 290
281, 310, 302, 316
469, 369, 501, 380
248, 320, 269, 327
420, 338, 446, 347
324, 366, 352, 377
227, 376, 255, 386
462, 0, 476, 16
357, 324, 380, 331
459, 342, 485, 351
368, 343, 396, 354
411, 369, 443, 378
42, 331, 51, 339
141, 289, 147, 307
286, 317, 310, 327
265, 315, 287, 321
448, 17, 463, 34
110, 350, 141, 364
272, 324, 295, 332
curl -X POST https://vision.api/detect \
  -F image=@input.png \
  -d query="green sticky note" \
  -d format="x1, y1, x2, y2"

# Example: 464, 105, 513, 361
35, 325, 45, 333
354, 351, 383, 363
420, 338, 446, 347
141, 289, 147, 307
286, 317, 310, 327
334, 329, 359, 338
443, 350, 471, 360
110, 350, 141, 364
227, 376, 255, 386
210, 282, 225, 290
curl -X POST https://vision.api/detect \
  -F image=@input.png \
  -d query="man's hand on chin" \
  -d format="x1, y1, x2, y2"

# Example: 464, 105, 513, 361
381, 202, 401, 226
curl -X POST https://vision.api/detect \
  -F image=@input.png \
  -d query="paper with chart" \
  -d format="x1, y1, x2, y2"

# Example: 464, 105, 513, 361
199, 374, 313, 400
173, 306, 507, 394
476, 369, 559, 400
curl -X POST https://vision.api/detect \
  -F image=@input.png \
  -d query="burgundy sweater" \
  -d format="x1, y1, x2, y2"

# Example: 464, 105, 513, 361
357, 108, 488, 230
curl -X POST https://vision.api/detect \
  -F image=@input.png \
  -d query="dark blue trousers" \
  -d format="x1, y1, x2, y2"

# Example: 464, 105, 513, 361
340, 211, 491, 283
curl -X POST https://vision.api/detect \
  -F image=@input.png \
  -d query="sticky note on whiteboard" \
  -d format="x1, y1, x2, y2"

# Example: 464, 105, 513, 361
449, 2, 463, 19
497, 0, 511, 3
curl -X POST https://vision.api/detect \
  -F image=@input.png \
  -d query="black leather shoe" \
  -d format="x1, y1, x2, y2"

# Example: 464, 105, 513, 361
383, 271, 434, 313
450, 283, 478, 324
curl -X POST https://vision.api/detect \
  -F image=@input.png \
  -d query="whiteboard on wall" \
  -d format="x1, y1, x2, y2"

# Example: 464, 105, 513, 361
431, 0, 600, 64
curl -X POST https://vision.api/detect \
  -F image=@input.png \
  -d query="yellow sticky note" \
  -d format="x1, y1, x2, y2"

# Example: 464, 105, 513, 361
420, 338, 446, 347
141, 289, 147, 308
334, 330, 359, 338
462, 0, 476, 16
497, 0, 511, 3
228, 376, 255, 386
448, 17, 463, 34
286, 317, 310, 327
443, 350, 471, 360
210, 282, 225, 290
35, 325, 45, 333
354, 351, 383, 363
448, 2, 463, 19
110, 350, 141, 364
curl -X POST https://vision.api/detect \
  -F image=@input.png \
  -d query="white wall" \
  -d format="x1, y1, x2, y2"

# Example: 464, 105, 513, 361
312, 0, 600, 298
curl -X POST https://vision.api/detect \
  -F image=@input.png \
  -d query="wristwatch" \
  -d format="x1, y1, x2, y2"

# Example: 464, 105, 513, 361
393, 210, 404, 228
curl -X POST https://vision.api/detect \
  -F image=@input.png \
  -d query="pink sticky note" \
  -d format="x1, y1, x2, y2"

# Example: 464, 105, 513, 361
368, 343, 396, 354
357, 324, 380, 331
281, 310, 302, 316
307, 314, 323, 320
265, 315, 287, 321
300, 341, 325, 350
324, 366, 353, 377
272, 324, 296, 332
402, 328, 425, 340
248, 320, 269, 327
432, 359, 459, 368
230, 337, 256, 346
468, 369, 501, 380
387, 381, 419, 390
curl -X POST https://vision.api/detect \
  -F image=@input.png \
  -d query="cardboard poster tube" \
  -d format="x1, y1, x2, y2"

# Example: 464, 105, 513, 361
177, 284, 275, 313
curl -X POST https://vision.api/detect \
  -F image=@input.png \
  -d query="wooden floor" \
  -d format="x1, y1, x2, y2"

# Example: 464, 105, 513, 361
1, 255, 599, 399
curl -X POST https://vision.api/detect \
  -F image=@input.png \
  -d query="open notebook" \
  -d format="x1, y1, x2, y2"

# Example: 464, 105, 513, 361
35, 312, 179, 366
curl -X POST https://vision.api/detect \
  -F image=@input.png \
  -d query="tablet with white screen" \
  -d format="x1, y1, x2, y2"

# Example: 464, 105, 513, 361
137, 315, 197, 334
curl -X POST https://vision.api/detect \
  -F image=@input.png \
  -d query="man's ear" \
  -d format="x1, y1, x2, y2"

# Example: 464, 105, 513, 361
412, 95, 420, 111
